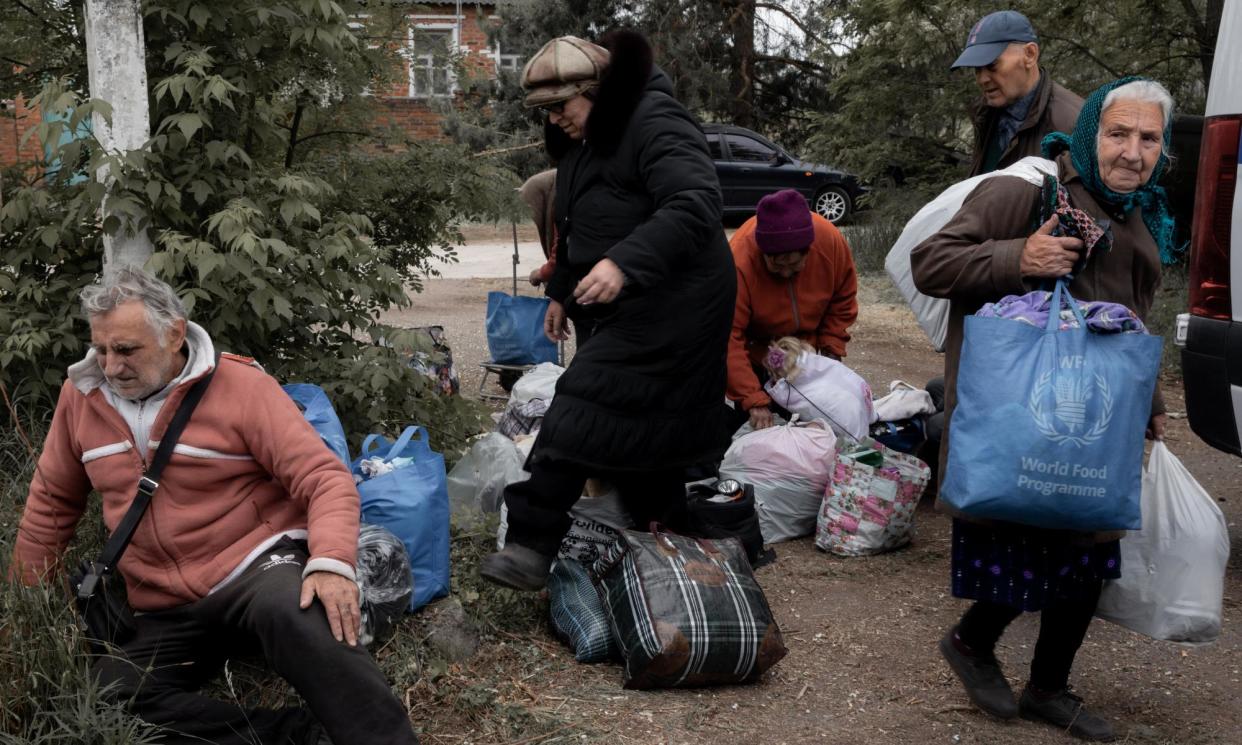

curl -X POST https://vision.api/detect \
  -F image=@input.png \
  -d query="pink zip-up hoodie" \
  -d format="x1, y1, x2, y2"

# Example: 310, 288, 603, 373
11, 325, 359, 611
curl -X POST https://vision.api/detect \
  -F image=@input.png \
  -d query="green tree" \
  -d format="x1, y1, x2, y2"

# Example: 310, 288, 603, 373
0, 0, 513, 452
803, 0, 1220, 189
444, 0, 834, 174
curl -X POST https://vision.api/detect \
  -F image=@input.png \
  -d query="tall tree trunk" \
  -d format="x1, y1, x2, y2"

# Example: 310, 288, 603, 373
1201, 0, 1224, 87
724, 0, 756, 129
84, 0, 154, 273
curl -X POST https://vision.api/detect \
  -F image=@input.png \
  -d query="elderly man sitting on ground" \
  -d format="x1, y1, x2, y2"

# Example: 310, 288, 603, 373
10, 267, 419, 745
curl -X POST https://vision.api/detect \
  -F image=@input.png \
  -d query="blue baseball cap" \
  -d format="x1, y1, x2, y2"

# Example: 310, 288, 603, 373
951, 11, 1038, 69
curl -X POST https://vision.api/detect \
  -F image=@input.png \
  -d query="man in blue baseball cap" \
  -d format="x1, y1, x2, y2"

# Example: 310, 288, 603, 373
953, 10, 1083, 176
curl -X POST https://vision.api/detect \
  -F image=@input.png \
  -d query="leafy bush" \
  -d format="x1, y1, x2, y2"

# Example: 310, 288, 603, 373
0, 1, 519, 452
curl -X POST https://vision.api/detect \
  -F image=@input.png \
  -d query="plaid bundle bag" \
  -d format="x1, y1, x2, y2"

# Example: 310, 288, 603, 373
497, 397, 549, 438
815, 439, 930, 557
592, 525, 787, 689
547, 559, 619, 663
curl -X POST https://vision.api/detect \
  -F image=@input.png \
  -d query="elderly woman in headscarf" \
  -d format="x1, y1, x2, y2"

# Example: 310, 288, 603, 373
910, 77, 1175, 742
480, 32, 735, 590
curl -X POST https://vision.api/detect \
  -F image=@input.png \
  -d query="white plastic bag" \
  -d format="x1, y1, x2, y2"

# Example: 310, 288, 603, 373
765, 353, 874, 440
885, 156, 1058, 351
719, 423, 837, 543
495, 436, 536, 549
447, 433, 526, 518
510, 361, 564, 406
1096, 442, 1230, 644
871, 380, 936, 423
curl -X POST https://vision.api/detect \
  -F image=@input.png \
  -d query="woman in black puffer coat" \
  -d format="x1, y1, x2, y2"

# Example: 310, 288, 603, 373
481, 31, 735, 590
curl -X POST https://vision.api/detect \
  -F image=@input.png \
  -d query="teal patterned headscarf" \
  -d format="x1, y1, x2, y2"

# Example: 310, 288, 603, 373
1041, 76, 1179, 264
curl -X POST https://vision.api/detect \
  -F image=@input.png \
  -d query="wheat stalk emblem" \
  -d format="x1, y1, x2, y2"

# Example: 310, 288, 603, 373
1028, 370, 1112, 447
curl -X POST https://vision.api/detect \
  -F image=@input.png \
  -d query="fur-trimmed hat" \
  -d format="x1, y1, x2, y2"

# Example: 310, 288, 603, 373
521, 36, 611, 108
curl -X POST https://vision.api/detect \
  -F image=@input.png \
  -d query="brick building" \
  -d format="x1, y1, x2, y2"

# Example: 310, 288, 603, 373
370, 0, 516, 142
0, 96, 42, 170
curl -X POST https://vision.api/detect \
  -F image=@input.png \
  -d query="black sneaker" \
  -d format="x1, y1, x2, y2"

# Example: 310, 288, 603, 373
1019, 685, 1116, 742
938, 626, 1018, 719
479, 544, 554, 591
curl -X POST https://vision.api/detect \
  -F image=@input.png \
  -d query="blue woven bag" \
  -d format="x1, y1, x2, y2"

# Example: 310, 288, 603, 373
485, 292, 558, 364
352, 426, 450, 611
282, 383, 350, 466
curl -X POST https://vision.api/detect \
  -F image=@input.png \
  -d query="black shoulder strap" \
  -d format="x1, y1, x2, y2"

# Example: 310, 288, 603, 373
85, 353, 221, 586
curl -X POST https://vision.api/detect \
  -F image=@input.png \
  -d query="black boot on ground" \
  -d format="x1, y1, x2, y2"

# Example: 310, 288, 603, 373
480, 544, 554, 591
1019, 685, 1116, 742
938, 626, 1019, 719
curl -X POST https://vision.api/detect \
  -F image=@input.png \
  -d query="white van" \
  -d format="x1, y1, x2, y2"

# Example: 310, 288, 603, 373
1177, 0, 1242, 455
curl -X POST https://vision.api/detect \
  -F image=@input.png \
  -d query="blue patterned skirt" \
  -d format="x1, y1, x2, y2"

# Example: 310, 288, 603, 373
950, 519, 1121, 612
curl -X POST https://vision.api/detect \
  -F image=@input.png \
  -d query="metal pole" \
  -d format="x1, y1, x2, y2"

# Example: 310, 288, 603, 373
511, 220, 520, 296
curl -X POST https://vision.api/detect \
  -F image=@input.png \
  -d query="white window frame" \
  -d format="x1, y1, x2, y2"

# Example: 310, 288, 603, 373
407, 22, 459, 99
493, 42, 522, 75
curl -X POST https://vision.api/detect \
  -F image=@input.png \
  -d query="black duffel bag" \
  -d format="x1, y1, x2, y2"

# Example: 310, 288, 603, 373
683, 481, 773, 569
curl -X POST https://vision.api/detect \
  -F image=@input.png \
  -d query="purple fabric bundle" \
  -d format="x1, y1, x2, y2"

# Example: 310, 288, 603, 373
977, 290, 1147, 334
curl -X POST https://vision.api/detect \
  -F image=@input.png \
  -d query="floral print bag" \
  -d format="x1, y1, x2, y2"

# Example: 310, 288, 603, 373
815, 439, 930, 557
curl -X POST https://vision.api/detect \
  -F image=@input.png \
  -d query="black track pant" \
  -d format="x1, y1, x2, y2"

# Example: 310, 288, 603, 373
94, 538, 418, 745
955, 585, 1102, 692
503, 458, 686, 556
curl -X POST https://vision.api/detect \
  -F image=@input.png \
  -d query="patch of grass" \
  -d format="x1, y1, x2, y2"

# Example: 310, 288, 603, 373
0, 418, 162, 743
840, 187, 926, 276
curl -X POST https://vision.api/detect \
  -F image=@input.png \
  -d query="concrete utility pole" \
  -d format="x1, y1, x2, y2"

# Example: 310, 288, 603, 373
84, 0, 154, 273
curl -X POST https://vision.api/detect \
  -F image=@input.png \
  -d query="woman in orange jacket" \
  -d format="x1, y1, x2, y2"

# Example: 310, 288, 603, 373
728, 189, 859, 430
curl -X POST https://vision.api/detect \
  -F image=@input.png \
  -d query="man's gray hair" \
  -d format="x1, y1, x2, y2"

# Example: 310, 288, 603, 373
1102, 79, 1175, 128
80, 267, 187, 336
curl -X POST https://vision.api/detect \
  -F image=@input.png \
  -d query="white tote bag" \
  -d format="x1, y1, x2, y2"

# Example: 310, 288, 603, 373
1096, 442, 1230, 644
884, 156, 1059, 351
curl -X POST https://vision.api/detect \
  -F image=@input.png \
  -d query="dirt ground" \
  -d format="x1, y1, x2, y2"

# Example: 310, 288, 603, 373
383, 269, 1242, 745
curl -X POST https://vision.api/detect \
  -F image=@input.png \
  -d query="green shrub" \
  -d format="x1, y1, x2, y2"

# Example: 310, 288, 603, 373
0, 2, 512, 454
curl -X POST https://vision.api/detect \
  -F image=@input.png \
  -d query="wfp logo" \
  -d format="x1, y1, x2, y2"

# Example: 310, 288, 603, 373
1027, 356, 1113, 447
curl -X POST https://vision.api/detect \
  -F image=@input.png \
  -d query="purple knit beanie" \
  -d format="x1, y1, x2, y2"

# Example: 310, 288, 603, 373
755, 189, 814, 254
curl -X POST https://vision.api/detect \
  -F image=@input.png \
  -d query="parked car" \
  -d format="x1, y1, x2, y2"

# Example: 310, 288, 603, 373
702, 124, 870, 224
1176, 0, 1241, 456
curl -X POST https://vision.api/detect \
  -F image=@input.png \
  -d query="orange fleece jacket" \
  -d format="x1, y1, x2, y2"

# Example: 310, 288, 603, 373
728, 213, 859, 411
11, 355, 360, 611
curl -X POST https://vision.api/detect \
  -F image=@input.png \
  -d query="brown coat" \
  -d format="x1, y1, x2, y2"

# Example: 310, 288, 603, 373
968, 69, 1084, 176
910, 152, 1164, 542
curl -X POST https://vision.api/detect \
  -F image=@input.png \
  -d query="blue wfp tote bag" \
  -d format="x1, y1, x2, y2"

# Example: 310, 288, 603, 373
941, 281, 1162, 531
282, 384, 351, 466
352, 426, 450, 611
485, 292, 558, 365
